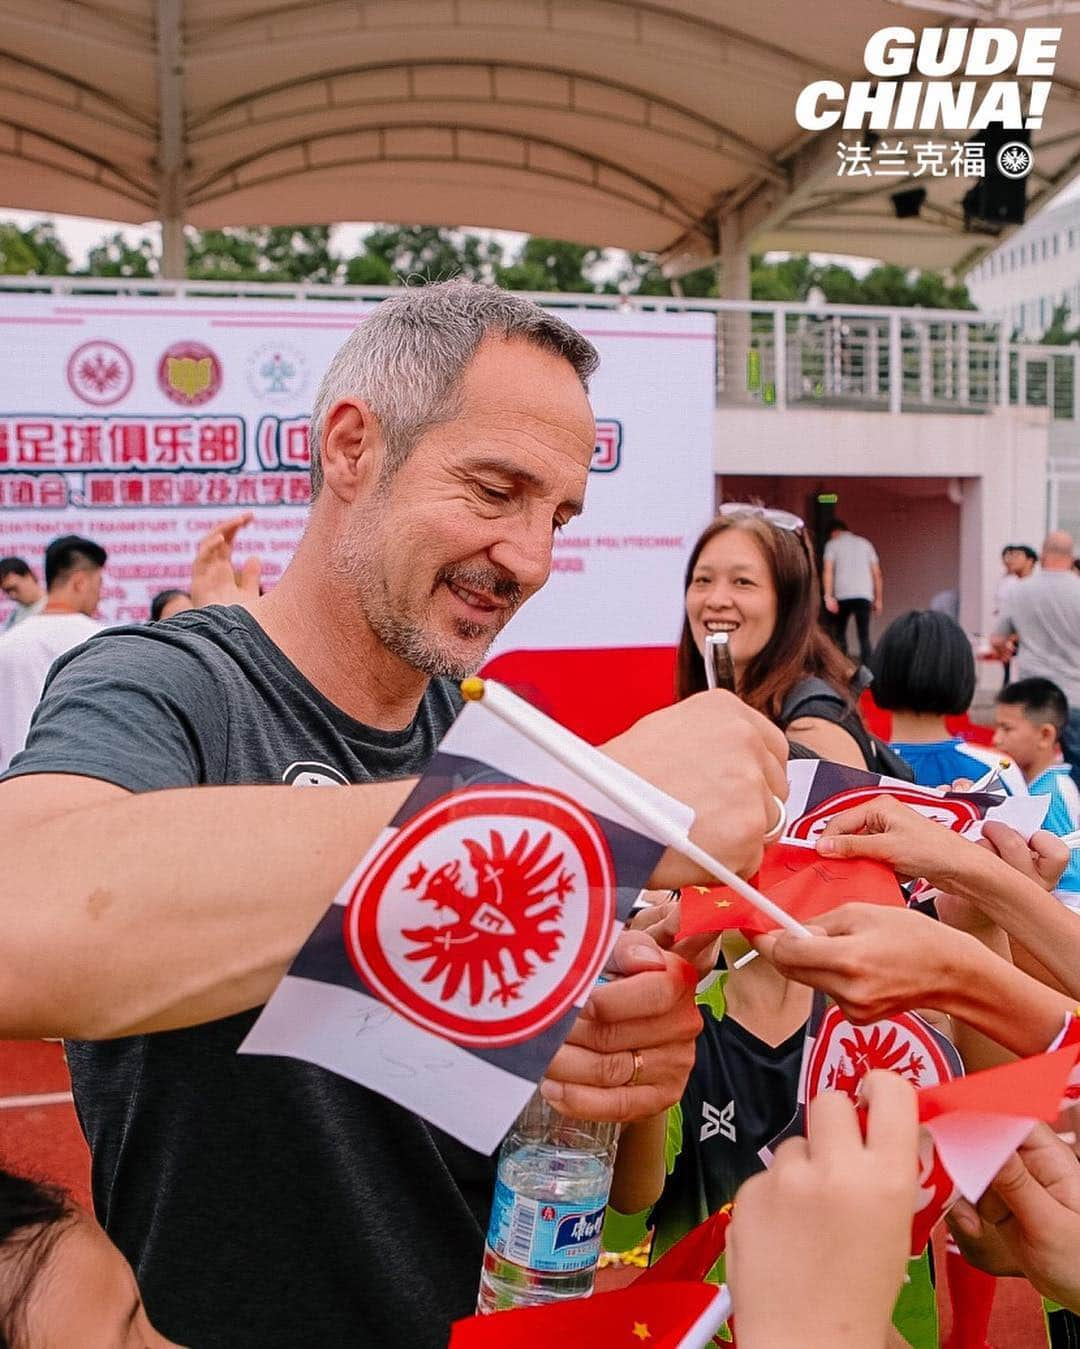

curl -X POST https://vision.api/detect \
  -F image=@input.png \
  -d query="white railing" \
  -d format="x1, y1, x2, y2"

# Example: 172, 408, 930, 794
3, 275, 1079, 420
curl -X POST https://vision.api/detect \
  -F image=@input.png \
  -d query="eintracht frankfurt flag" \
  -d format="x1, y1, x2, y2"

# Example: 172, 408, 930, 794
785, 758, 1047, 842
240, 701, 685, 1153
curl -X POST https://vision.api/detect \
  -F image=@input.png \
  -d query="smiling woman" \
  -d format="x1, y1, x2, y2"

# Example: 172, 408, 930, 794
675, 506, 873, 770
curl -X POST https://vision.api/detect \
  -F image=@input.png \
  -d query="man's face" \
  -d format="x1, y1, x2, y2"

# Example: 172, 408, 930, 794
1, 571, 38, 605
333, 337, 595, 679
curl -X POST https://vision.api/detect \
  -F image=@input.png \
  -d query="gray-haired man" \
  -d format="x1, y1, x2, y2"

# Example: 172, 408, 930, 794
0, 282, 787, 1347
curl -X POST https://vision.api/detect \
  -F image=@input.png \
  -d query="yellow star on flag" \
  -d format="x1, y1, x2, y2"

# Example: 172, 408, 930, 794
691, 885, 711, 894
631, 1322, 651, 1341
713, 898, 732, 909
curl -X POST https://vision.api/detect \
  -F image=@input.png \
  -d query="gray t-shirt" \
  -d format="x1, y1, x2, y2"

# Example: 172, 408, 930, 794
823, 532, 879, 601
3, 606, 491, 1348
994, 570, 1080, 707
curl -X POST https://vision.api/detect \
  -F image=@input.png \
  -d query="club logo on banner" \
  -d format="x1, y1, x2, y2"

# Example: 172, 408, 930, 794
66, 340, 134, 407
245, 342, 309, 404
158, 341, 223, 406
790, 785, 983, 840
342, 785, 616, 1048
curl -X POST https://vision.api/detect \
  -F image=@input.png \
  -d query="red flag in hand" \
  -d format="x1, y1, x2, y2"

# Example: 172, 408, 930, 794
916, 1043, 1080, 1204
450, 1281, 729, 1348
677, 846, 902, 939
637, 1206, 732, 1286
918, 1043, 1080, 1125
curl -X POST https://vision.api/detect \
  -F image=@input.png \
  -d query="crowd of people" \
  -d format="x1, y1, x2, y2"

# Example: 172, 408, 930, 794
3, 279, 1080, 1347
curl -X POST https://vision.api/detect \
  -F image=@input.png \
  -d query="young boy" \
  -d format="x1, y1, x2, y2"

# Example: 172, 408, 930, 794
994, 677, 1080, 908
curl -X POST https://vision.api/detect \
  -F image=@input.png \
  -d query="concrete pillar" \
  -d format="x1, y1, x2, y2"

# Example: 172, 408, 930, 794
157, 0, 186, 280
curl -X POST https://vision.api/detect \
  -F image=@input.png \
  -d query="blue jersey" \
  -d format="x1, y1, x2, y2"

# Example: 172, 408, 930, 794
1028, 764, 1080, 901
890, 737, 1026, 795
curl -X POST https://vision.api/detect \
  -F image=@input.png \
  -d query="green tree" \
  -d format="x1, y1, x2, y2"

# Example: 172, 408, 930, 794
0, 220, 72, 275
356, 225, 502, 283
1040, 302, 1080, 346
83, 232, 157, 278
186, 226, 339, 283
495, 238, 603, 292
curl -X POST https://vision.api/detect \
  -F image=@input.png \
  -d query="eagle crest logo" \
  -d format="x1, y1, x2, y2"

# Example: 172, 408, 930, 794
805, 1005, 962, 1255
343, 785, 616, 1048
401, 827, 575, 1008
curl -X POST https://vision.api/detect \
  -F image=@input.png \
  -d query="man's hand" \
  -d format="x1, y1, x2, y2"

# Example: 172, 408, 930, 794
604, 691, 789, 888
755, 903, 970, 1024
950, 1123, 1080, 1313
628, 895, 723, 978
540, 930, 701, 1122
824, 595, 840, 615
728, 1072, 917, 1349
190, 512, 262, 607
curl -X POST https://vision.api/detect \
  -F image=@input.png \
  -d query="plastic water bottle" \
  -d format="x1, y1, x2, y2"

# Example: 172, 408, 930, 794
476, 1091, 620, 1313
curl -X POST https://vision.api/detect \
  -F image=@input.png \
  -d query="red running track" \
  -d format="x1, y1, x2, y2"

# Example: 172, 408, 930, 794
0, 1040, 1052, 1343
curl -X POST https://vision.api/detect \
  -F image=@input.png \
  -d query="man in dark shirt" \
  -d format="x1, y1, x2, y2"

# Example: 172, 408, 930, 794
0, 281, 788, 1346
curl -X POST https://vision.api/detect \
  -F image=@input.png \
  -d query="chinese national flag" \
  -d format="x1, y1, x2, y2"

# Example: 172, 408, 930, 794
638, 1206, 732, 1286
450, 1282, 729, 1348
678, 844, 902, 938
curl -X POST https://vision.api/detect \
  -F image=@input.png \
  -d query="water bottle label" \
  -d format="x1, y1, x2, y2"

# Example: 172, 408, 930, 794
486, 1178, 607, 1273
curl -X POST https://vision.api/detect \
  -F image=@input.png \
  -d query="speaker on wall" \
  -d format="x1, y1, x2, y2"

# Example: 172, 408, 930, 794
962, 126, 1029, 228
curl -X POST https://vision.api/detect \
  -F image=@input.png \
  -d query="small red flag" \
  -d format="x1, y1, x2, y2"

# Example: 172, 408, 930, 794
918, 1043, 1080, 1124
678, 847, 902, 938
450, 1281, 729, 1348
637, 1206, 732, 1286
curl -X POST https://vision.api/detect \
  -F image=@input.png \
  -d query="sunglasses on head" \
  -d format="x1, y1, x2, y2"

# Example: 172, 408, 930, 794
718, 502, 805, 532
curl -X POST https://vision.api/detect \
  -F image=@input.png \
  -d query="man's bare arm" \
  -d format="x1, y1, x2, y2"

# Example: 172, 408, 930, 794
0, 691, 788, 1041
0, 774, 413, 1040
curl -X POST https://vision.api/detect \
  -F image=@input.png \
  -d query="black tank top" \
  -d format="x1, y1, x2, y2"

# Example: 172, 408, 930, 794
648, 985, 805, 1259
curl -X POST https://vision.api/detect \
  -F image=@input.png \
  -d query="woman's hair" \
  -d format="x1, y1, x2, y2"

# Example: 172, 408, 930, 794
675, 512, 855, 719
0, 1169, 74, 1349
149, 588, 190, 622
869, 610, 975, 716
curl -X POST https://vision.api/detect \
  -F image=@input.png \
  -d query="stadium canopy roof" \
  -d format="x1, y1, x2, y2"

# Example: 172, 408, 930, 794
4, 0, 1080, 275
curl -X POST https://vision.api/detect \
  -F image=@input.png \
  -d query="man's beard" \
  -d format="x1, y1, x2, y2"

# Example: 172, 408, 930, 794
336, 512, 523, 680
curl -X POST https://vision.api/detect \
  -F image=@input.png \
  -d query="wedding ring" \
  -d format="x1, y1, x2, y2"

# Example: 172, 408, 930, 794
626, 1049, 645, 1088
762, 793, 787, 845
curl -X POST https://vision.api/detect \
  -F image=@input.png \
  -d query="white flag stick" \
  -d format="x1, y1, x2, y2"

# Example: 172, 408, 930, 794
680, 1284, 734, 1348
460, 678, 811, 938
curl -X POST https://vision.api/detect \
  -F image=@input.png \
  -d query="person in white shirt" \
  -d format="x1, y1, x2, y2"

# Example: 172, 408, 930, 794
0, 557, 45, 631
822, 520, 883, 666
0, 534, 107, 772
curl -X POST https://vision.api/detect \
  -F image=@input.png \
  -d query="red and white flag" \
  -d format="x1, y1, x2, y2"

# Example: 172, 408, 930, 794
762, 995, 964, 1255
919, 1041, 1080, 1203
240, 699, 686, 1153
